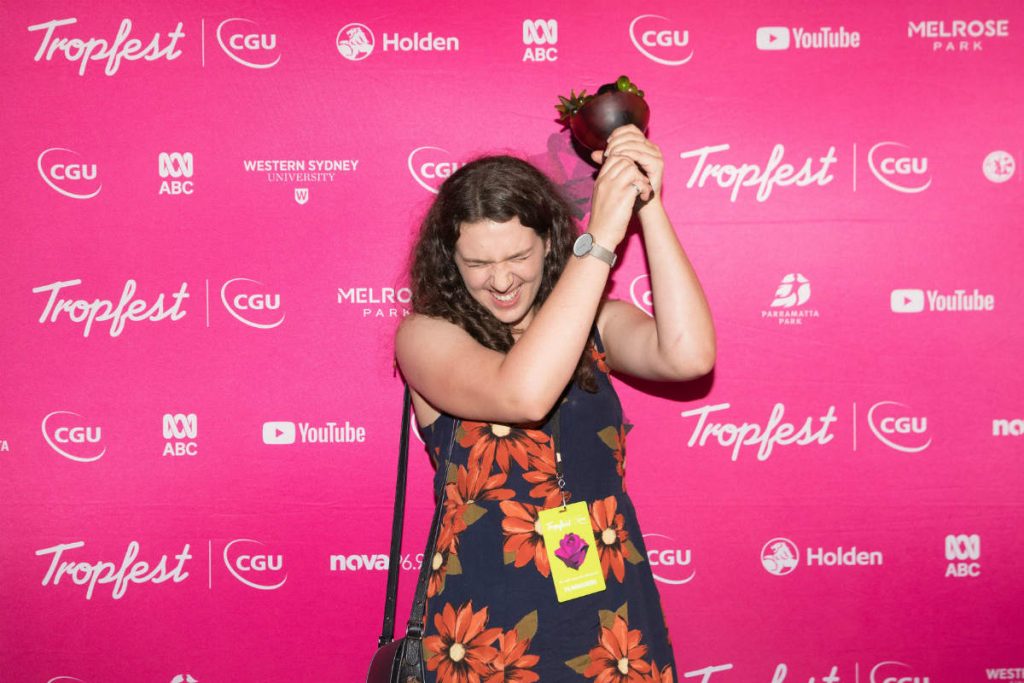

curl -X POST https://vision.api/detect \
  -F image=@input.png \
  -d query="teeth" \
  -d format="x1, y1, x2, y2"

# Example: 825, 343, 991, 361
493, 287, 519, 302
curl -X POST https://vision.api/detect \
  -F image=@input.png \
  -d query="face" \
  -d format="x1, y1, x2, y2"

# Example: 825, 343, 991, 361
454, 216, 550, 329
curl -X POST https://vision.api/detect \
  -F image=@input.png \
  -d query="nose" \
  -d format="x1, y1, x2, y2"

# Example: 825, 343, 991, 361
490, 266, 514, 292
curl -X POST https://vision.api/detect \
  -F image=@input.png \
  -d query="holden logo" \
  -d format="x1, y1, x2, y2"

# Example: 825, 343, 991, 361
337, 23, 375, 61
761, 537, 799, 576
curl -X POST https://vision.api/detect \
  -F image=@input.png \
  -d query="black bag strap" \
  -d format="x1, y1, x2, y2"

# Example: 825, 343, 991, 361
377, 384, 413, 647
377, 384, 459, 651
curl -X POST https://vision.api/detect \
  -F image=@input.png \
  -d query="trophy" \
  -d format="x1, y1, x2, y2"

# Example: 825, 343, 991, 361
556, 75, 650, 151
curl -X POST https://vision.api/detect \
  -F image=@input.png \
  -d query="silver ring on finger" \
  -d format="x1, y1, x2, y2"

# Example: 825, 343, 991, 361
631, 182, 642, 194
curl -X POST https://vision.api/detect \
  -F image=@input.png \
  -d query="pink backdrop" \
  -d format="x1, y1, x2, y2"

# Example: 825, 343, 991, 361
2, 1, 1023, 681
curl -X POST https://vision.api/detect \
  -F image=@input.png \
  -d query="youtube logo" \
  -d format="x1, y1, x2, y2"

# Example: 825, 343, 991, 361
263, 421, 297, 445
891, 289, 925, 313
757, 26, 790, 50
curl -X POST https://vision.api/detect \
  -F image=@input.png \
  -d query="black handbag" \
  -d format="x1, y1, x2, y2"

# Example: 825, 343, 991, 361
366, 385, 459, 683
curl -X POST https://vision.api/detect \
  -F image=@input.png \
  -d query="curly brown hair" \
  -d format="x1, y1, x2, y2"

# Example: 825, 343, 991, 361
409, 155, 598, 394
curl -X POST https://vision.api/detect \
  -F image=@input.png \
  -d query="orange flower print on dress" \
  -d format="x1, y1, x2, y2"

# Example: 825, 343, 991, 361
583, 614, 651, 683
427, 548, 448, 598
484, 629, 541, 683
499, 500, 550, 577
597, 425, 630, 492
424, 601, 502, 683
445, 458, 516, 517
590, 495, 629, 583
645, 662, 674, 683
590, 343, 610, 374
459, 422, 551, 473
522, 448, 570, 509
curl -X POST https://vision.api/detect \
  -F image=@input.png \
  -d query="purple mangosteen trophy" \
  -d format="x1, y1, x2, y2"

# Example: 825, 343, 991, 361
556, 75, 650, 152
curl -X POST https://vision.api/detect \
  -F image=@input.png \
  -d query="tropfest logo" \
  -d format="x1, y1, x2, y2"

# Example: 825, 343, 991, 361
36, 540, 193, 599
26, 17, 185, 76
32, 278, 190, 337
678, 143, 837, 202
38, 148, 101, 199
215, 18, 280, 68
679, 402, 837, 462
629, 15, 693, 66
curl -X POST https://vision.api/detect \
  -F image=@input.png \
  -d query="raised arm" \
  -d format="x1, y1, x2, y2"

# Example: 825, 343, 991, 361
593, 126, 716, 381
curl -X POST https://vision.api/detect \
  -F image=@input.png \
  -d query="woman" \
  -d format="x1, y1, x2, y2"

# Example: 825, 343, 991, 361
396, 125, 715, 683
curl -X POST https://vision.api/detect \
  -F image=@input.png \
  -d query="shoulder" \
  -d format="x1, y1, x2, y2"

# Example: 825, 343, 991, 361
395, 313, 484, 373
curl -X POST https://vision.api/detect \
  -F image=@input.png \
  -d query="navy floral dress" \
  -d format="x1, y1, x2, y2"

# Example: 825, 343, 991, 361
419, 331, 677, 683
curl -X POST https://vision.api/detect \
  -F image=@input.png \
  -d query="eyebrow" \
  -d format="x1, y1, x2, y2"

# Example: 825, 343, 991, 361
460, 248, 532, 265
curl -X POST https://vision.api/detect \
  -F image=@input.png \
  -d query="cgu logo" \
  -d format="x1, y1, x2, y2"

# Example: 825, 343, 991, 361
42, 411, 106, 462
868, 142, 932, 193
220, 278, 285, 329
629, 15, 693, 66
870, 661, 929, 683
643, 533, 695, 585
629, 274, 653, 317
224, 539, 287, 590
408, 146, 463, 193
38, 148, 102, 199
867, 401, 931, 453
216, 18, 281, 69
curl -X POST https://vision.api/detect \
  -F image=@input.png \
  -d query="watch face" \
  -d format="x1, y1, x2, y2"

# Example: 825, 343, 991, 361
573, 232, 593, 257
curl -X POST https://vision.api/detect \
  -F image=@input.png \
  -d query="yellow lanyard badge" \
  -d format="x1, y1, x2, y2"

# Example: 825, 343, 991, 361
536, 407, 606, 602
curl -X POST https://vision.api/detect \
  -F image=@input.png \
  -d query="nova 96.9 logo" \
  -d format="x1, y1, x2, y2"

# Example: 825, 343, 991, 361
216, 18, 280, 68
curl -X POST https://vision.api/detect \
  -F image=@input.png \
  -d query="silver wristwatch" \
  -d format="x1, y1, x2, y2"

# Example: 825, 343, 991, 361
572, 232, 617, 267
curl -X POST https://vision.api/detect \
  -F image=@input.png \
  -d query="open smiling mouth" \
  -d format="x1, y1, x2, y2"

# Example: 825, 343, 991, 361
490, 286, 521, 307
